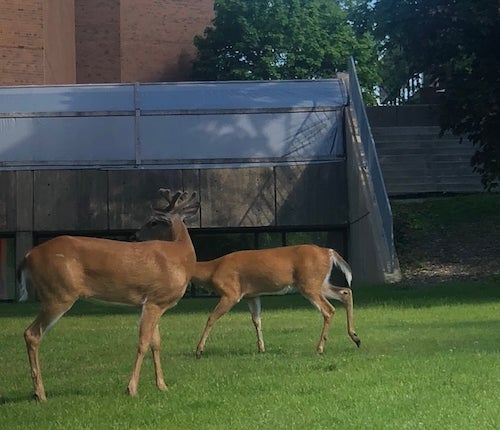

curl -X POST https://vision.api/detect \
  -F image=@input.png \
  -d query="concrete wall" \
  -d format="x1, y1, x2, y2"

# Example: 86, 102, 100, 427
345, 108, 401, 285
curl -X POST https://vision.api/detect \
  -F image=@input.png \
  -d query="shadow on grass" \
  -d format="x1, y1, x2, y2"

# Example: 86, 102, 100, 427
1, 276, 499, 319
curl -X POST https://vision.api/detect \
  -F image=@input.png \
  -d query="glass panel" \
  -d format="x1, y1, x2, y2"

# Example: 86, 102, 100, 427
285, 231, 345, 253
192, 233, 255, 261
257, 232, 283, 249
286, 231, 329, 246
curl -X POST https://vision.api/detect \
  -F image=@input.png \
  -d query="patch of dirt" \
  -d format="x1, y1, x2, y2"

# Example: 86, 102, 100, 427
397, 217, 500, 284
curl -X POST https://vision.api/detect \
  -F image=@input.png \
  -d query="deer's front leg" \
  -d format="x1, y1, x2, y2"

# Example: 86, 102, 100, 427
196, 295, 238, 358
128, 304, 163, 396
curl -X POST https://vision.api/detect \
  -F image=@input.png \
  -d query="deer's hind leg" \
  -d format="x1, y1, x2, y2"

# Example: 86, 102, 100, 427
246, 297, 265, 353
24, 301, 75, 402
300, 288, 336, 354
150, 324, 167, 391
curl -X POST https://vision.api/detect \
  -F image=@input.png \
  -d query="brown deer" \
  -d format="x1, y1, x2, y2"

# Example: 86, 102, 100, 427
135, 215, 360, 359
17, 189, 199, 401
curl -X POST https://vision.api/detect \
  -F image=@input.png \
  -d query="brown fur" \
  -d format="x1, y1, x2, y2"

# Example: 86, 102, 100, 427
19, 190, 199, 401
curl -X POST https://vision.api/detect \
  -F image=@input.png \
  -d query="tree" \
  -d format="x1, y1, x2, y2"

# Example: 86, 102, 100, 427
191, 0, 380, 104
373, 0, 500, 190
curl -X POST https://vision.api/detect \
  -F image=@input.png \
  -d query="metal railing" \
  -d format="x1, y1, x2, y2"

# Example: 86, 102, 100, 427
382, 72, 424, 105
347, 57, 395, 273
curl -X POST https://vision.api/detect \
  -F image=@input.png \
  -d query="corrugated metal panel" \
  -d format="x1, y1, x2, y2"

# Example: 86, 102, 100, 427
0, 84, 134, 114
0, 80, 347, 169
139, 80, 347, 111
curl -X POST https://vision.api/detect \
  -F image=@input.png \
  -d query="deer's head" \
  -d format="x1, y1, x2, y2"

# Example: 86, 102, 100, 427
133, 189, 199, 242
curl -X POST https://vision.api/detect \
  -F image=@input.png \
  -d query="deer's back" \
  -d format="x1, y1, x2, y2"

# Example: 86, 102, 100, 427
210, 245, 332, 294
24, 235, 195, 305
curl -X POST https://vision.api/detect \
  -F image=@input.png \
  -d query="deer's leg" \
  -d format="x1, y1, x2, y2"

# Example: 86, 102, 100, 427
128, 303, 163, 397
303, 292, 336, 354
323, 284, 361, 347
246, 297, 265, 353
24, 302, 74, 402
150, 324, 167, 391
195, 295, 239, 358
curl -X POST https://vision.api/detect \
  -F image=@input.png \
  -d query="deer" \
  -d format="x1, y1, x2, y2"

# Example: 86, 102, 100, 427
135, 211, 361, 359
17, 189, 199, 401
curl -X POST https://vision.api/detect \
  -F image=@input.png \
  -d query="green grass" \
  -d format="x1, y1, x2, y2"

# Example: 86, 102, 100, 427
1, 279, 499, 429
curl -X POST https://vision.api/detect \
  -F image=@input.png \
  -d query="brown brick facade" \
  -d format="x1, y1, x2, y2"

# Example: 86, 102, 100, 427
0, 0, 214, 85
120, 0, 214, 82
75, 0, 121, 83
0, 0, 45, 85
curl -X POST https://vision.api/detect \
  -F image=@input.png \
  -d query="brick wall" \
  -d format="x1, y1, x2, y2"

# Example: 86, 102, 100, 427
75, 0, 121, 83
43, 0, 76, 84
0, 0, 45, 85
120, 0, 214, 82
0, 0, 75, 85
1, 0, 214, 85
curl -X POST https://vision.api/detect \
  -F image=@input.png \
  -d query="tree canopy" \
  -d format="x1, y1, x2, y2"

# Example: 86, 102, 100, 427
191, 0, 380, 104
372, 0, 500, 189
191, 0, 499, 189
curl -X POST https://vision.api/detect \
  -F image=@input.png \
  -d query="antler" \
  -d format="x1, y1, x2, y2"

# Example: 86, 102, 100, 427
154, 189, 182, 212
154, 188, 199, 218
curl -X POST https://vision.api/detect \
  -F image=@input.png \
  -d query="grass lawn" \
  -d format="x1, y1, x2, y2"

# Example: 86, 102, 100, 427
1, 278, 499, 429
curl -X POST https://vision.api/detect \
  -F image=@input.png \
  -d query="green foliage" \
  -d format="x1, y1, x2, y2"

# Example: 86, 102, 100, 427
373, 0, 500, 189
192, 0, 380, 104
1, 280, 500, 429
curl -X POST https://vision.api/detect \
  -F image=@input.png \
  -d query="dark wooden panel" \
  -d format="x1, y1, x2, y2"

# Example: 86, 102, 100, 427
16, 170, 34, 231
276, 162, 348, 227
0, 171, 16, 231
108, 169, 200, 229
200, 167, 275, 227
34, 170, 108, 231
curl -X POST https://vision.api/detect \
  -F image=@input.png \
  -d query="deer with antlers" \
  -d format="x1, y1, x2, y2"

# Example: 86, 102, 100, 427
135, 211, 360, 358
17, 189, 199, 401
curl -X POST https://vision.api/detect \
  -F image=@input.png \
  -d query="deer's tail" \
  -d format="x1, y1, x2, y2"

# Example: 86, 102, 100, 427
16, 256, 29, 302
329, 249, 352, 287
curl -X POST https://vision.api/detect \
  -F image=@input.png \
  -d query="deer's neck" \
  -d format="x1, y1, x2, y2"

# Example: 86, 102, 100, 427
169, 218, 196, 262
170, 218, 191, 243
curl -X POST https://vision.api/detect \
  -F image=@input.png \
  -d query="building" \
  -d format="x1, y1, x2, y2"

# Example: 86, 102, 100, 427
0, 2, 399, 299
0, 0, 214, 85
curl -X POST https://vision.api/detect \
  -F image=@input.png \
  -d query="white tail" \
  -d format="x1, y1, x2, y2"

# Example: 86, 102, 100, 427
330, 249, 352, 287
19, 189, 199, 401
17, 266, 28, 302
